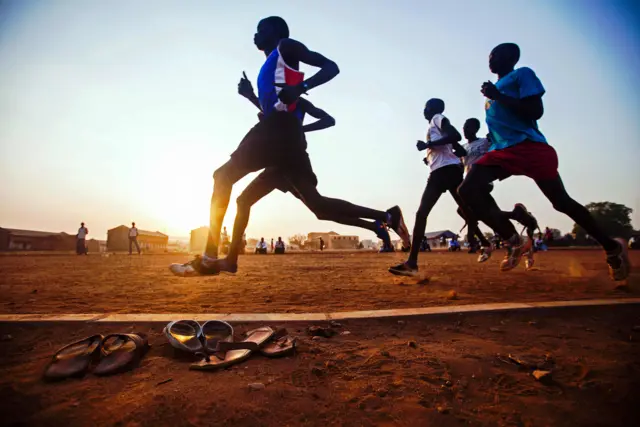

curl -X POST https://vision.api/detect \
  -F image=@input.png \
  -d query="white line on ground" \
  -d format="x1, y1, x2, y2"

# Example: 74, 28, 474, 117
0, 298, 638, 323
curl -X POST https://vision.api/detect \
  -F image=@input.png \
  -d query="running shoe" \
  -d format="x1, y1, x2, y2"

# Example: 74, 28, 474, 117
386, 206, 411, 251
169, 256, 237, 277
525, 249, 535, 270
477, 246, 492, 263
375, 220, 393, 252
500, 235, 532, 271
512, 203, 538, 238
606, 238, 631, 281
389, 262, 419, 277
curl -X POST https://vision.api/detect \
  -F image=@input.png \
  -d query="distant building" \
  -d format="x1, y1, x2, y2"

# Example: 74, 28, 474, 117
330, 234, 359, 250
190, 226, 209, 253
0, 227, 103, 252
307, 231, 339, 250
360, 239, 377, 250
425, 230, 457, 249
0, 228, 74, 251
107, 225, 168, 252
306, 231, 358, 250
86, 239, 106, 253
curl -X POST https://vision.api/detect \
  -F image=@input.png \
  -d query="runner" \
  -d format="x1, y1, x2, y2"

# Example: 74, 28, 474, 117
170, 17, 409, 276
389, 98, 473, 277
458, 43, 630, 279
459, 118, 538, 268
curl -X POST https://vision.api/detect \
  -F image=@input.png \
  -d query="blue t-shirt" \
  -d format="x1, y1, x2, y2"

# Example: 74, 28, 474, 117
485, 67, 547, 151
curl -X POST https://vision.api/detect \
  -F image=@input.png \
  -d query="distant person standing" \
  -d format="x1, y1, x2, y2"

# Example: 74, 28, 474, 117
129, 222, 141, 255
76, 222, 88, 255
319, 237, 325, 252
270, 238, 274, 253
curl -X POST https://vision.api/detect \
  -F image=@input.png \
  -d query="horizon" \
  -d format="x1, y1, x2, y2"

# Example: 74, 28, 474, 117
1, 0, 639, 242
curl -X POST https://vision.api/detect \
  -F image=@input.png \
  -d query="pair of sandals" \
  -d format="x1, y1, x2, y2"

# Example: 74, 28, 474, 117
163, 320, 295, 371
43, 333, 149, 381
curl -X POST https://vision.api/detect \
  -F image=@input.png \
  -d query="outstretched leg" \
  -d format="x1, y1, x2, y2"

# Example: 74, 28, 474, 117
292, 182, 392, 245
292, 179, 410, 248
535, 175, 629, 280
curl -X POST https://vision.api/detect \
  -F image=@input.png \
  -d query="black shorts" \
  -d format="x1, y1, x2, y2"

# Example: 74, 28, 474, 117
426, 164, 464, 194
230, 112, 317, 194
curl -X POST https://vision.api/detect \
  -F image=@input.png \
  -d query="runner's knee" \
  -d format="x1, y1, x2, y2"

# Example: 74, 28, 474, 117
304, 194, 331, 221
213, 164, 235, 188
236, 193, 251, 212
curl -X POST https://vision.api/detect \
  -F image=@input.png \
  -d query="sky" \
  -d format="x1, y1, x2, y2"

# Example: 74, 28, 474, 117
1, 0, 639, 242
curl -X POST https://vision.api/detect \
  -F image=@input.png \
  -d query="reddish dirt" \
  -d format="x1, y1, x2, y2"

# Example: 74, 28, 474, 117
1, 306, 639, 426
0, 251, 638, 314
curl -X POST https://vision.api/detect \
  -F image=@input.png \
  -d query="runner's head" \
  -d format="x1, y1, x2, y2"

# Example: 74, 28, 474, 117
81, 222, 84, 227
423, 98, 445, 121
489, 43, 520, 75
254, 16, 289, 52
463, 118, 481, 141
132, 222, 135, 227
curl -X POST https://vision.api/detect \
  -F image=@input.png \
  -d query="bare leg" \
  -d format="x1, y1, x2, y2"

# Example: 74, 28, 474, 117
204, 160, 253, 258
226, 175, 277, 264
536, 175, 618, 252
406, 179, 445, 266
293, 182, 382, 231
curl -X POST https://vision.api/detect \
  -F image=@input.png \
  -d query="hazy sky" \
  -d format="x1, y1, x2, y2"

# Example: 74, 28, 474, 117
1, 0, 639, 241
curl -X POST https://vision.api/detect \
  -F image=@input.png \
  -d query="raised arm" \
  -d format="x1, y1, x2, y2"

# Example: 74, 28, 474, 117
298, 98, 335, 133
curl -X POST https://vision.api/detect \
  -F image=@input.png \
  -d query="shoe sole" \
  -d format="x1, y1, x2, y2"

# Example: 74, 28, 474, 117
388, 267, 419, 277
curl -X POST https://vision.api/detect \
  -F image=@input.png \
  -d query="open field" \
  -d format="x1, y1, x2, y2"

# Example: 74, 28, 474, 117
0, 251, 638, 315
1, 251, 639, 426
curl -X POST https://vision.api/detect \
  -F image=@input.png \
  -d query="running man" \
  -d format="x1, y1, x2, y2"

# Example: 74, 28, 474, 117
170, 17, 409, 276
389, 99, 476, 277
458, 43, 630, 279
459, 118, 538, 268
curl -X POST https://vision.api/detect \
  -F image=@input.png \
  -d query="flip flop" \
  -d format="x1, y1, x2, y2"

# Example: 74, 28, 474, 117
164, 320, 205, 353
202, 320, 234, 354
93, 333, 149, 376
43, 334, 103, 381
259, 328, 296, 358
190, 326, 275, 371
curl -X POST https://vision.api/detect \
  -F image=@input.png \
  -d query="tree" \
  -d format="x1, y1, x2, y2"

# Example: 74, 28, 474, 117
572, 202, 634, 240
288, 234, 307, 247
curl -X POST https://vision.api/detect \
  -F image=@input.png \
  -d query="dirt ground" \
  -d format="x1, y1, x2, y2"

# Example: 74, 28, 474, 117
0, 251, 638, 314
0, 305, 639, 427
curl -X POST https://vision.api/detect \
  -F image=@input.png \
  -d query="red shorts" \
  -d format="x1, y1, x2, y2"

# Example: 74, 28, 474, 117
475, 140, 559, 181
